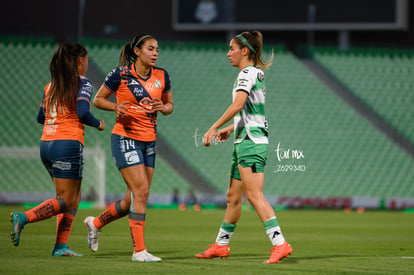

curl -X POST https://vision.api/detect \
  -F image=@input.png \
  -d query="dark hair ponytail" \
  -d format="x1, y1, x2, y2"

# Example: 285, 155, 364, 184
48, 43, 87, 113
119, 34, 154, 66
119, 43, 135, 66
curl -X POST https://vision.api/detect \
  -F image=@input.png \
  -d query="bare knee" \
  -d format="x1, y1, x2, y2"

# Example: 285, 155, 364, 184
244, 190, 263, 206
131, 188, 149, 202
56, 194, 78, 210
226, 190, 242, 208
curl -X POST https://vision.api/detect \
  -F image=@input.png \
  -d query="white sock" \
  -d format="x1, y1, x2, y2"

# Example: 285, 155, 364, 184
266, 226, 285, 246
215, 228, 234, 246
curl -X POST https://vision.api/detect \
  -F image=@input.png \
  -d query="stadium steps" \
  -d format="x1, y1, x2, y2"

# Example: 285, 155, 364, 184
313, 47, 414, 144
300, 58, 414, 158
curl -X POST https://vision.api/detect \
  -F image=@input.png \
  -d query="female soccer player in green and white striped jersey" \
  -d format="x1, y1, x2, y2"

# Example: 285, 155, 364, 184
196, 31, 292, 264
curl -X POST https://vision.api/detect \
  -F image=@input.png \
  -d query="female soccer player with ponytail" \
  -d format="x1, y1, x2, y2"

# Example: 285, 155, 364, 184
196, 31, 292, 264
9, 43, 105, 256
84, 34, 173, 262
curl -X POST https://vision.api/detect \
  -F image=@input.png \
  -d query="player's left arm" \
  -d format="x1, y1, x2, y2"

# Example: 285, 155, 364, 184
152, 92, 173, 115
76, 78, 104, 130
37, 107, 46, 124
76, 99, 104, 130
153, 69, 174, 115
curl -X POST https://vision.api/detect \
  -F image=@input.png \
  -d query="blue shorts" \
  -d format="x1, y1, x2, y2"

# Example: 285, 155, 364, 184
111, 134, 156, 170
40, 140, 84, 179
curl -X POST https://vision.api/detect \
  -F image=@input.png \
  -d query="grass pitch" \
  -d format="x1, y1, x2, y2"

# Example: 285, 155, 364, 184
1, 206, 413, 274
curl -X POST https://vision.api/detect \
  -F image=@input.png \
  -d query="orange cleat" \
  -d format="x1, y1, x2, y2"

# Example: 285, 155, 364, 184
196, 243, 230, 259
263, 241, 292, 264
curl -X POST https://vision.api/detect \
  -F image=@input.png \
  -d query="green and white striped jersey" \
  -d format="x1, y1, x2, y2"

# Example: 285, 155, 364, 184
233, 66, 268, 144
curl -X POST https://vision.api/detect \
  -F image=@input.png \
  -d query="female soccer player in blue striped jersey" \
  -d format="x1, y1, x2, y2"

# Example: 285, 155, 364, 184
196, 31, 292, 264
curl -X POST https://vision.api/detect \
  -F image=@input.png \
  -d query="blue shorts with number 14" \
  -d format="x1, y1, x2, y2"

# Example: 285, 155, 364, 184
111, 134, 156, 170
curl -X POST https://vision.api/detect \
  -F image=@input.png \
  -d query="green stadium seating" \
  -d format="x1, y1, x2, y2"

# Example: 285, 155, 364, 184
1, 40, 413, 204
314, 47, 414, 144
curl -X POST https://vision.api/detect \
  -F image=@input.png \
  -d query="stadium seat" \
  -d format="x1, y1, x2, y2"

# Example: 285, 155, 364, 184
1, 40, 413, 204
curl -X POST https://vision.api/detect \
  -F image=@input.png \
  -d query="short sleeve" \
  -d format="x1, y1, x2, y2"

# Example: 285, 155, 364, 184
235, 68, 254, 94
103, 67, 122, 93
77, 77, 93, 101
163, 69, 171, 93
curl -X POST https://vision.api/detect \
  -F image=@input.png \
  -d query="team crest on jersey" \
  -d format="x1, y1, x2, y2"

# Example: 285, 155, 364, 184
257, 72, 264, 82
155, 80, 161, 88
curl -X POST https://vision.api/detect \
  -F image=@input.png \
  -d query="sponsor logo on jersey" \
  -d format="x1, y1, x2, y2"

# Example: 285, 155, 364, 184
133, 87, 144, 97
80, 82, 93, 96
80, 89, 91, 96
105, 69, 116, 81
145, 82, 155, 92
238, 78, 248, 87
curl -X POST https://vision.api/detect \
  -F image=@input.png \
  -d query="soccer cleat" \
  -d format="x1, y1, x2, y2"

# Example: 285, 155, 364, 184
9, 212, 28, 247
131, 250, 162, 262
83, 216, 100, 252
52, 245, 84, 256
263, 241, 292, 264
196, 243, 230, 259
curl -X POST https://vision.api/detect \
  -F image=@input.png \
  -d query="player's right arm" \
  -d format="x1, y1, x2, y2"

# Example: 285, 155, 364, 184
203, 91, 247, 146
215, 124, 234, 143
94, 68, 129, 118
93, 85, 129, 119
